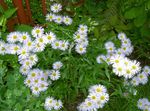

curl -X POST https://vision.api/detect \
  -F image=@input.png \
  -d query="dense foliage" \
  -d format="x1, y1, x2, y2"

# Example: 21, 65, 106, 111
0, 0, 150, 111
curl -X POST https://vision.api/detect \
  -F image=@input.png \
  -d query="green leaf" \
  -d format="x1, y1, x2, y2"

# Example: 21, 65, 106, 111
0, 5, 4, 14
124, 8, 137, 19
4, 8, 17, 19
15, 24, 33, 33
134, 12, 146, 27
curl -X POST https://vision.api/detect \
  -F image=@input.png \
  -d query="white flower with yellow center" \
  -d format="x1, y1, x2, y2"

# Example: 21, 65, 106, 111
54, 15, 63, 24
7, 32, 20, 43
49, 70, 60, 81
32, 26, 44, 38
75, 44, 86, 54
51, 3, 62, 13
46, 13, 55, 21
63, 16, 72, 25
44, 32, 56, 44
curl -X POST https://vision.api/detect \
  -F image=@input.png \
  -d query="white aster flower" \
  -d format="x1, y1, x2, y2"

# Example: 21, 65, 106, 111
44, 32, 56, 44
53, 61, 63, 70
118, 32, 127, 40
75, 44, 86, 54
44, 97, 55, 110
143, 65, 150, 75
78, 25, 88, 34
7, 31, 20, 43
51, 3, 62, 13
20, 66, 30, 75
17, 47, 29, 60
137, 73, 148, 85
51, 40, 61, 49
53, 100, 63, 110
54, 15, 63, 24
49, 70, 60, 81
96, 55, 106, 64
63, 16, 72, 25
46, 13, 55, 21
19, 32, 31, 43
59, 41, 69, 51
32, 26, 44, 38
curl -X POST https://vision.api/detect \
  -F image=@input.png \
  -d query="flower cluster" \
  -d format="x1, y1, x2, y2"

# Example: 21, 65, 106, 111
77, 84, 109, 111
110, 54, 141, 79
44, 96, 63, 111
131, 65, 150, 86
24, 61, 63, 96
0, 26, 67, 95
73, 25, 89, 54
46, 3, 72, 25
96, 32, 141, 79
137, 98, 150, 111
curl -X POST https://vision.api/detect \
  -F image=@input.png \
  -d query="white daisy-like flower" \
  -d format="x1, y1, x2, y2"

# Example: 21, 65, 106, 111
32, 26, 44, 38
54, 15, 63, 24
35, 36, 47, 44
28, 69, 39, 79
63, 16, 72, 25
39, 81, 49, 92
24, 77, 33, 87
104, 41, 115, 50
33, 41, 46, 52
143, 65, 150, 75
28, 54, 38, 66
46, 13, 55, 21
59, 41, 69, 51
31, 85, 41, 96
19, 32, 31, 43
78, 37, 89, 47
110, 54, 123, 64
8, 44, 20, 54
51, 3, 62, 13
44, 97, 55, 110
78, 25, 88, 34
89, 84, 107, 94
73, 33, 86, 43
7, 31, 20, 43
137, 98, 150, 110
83, 99, 97, 111
17, 47, 29, 60
115, 48, 125, 56
75, 44, 86, 54
53, 61, 63, 70
0, 41, 6, 55
22, 59, 33, 69
121, 45, 133, 56
131, 76, 140, 86
96, 55, 106, 64
118, 32, 127, 40
49, 70, 60, 81
51, 40, 61, 49
137, 73, 148, 85
20, 65, 30, 75
44, 32, 56, 44
53, 100, 63, 110
121, 38, 131, 46
98, 93, 109, 104
23, 40, 34, 51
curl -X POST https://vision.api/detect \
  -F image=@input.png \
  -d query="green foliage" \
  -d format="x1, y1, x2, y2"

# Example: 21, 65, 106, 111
0, 5, 16, 32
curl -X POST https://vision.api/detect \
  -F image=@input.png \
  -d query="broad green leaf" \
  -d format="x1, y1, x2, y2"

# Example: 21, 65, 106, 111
124, 8, 137, 19
134, 12, 146, 27
4, 8, 17, 19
